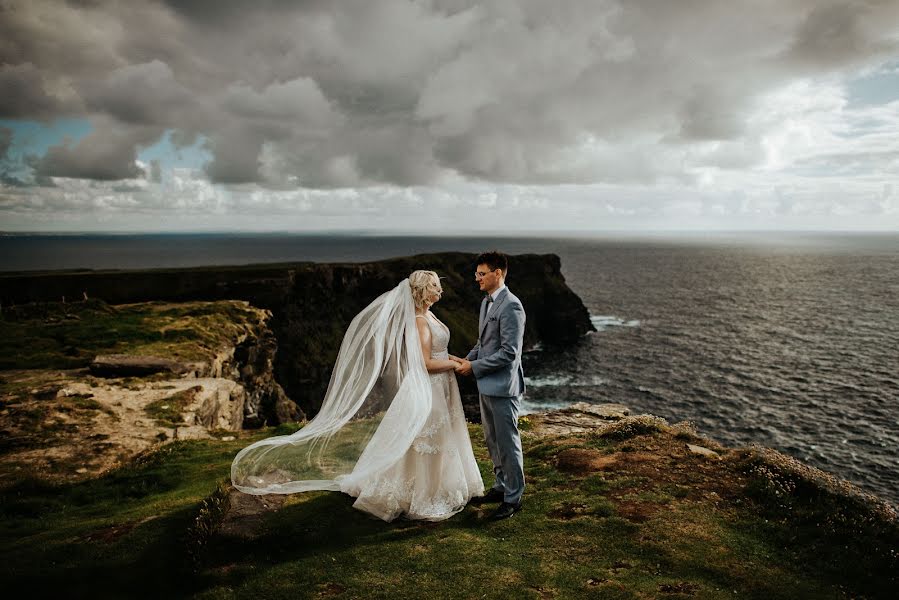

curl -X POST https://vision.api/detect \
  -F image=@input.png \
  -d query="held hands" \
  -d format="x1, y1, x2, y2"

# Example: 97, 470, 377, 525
454, 358, 473, 376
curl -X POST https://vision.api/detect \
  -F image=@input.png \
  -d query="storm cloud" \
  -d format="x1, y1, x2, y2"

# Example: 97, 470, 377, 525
1, 0, 898, 230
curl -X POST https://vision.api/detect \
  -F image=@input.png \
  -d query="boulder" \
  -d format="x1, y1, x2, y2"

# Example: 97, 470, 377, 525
686, 443, 721, 459
180, 378, 246, 431
89, 354, 203, 378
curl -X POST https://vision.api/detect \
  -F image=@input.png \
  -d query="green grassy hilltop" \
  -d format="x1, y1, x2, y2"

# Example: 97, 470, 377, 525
1, 415, 896, 599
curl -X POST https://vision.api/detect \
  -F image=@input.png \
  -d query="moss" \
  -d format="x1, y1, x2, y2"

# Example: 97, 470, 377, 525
59, 394, 115, 416
145, 386, 202, 427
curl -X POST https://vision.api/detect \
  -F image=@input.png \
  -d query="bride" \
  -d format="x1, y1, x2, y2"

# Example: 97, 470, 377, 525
231, 270, 484, 521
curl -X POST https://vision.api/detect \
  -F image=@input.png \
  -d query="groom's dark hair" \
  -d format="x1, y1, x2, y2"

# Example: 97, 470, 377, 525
476, 251, 509, 276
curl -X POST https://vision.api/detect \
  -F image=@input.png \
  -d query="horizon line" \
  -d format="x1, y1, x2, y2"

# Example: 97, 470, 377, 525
2, 229, 898, 237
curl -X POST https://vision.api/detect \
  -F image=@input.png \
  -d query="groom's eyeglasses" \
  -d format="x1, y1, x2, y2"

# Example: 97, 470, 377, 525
475, 269, 497, 279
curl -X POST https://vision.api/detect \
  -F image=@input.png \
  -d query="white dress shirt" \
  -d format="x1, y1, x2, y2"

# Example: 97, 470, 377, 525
486, 284, 506, 313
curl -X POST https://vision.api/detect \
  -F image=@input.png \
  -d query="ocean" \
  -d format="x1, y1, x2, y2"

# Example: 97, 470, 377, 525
2, 232, 897, 506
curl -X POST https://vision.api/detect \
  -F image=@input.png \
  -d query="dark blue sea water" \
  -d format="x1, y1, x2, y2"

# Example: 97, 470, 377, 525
2, 232, 897, 506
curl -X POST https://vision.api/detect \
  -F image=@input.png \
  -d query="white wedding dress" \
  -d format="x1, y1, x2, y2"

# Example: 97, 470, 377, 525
231, 280, 484, 522
345, 312, 484, 521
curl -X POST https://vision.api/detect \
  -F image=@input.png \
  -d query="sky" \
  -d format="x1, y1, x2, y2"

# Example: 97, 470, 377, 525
1, 0, 898, 233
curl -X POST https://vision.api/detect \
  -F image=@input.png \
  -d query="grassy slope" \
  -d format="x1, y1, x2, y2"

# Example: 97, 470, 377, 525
2, 419, 895, 600
0, 299, 263, 371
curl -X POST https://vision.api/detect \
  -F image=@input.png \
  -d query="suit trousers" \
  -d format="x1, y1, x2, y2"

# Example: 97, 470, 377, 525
479, 393, 525, 504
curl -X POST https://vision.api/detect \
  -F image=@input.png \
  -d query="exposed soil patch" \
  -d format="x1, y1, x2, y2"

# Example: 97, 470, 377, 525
615, 499, 661, 523
548, 501, 592, 520
555, 448, 661, 476
554, 448, 616, 474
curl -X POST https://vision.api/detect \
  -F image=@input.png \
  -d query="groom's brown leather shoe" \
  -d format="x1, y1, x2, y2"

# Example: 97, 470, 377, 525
490, 501, 522, 520
471, 488, 504, 505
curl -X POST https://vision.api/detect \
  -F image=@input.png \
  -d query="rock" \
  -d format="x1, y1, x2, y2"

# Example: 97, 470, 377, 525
89, 354, 200, 378
566, 402, 630, 419
56, 387, 82, 398
180, 378, 246, 431
686, 443, 721, 459
30, 385, 61, 400
233, 329, 304, 426
526, 402, 631, 437
220, 436, 235, 441
217, 485, 288, 540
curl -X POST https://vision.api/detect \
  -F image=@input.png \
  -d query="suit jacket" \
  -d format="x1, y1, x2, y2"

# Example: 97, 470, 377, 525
465, 287, 526, 397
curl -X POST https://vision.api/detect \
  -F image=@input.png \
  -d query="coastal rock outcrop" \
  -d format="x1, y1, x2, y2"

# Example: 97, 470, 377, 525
1, 252, 594, 417
0, 299, 299, 482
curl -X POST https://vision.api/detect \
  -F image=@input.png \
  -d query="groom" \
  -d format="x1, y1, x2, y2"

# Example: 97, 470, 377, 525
456, 251, 526, 520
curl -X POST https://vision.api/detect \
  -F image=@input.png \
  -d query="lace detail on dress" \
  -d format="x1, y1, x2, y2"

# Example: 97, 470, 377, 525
354, 477, 416, 519
354, 475, 470, 521
425, 312, 451, 386
412, 314, 465, 455
347, 309, 484, 522
412, 440, 439, 454
425, 311, 450, 354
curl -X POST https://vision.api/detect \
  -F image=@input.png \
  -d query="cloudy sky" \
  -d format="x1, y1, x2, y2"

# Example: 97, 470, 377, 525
1, 0, 898, 233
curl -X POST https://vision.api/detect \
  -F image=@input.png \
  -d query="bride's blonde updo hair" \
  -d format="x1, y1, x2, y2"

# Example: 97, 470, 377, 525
408, 270, 442, 310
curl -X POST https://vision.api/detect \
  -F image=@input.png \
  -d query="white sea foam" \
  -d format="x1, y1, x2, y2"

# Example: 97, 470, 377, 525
519, 398, 571, 416
524, 374, 607, 388
589, 315, 641, 331
525, 375, 573, 388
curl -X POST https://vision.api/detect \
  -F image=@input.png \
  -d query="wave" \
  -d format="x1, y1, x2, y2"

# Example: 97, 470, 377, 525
525, 341, 544, 353
589, 315, 641, 331
524, 374, 607, 388
519, 398, 572, 416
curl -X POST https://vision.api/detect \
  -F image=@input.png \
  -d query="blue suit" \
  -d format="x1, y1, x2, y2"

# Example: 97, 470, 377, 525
466, 287, 526, 504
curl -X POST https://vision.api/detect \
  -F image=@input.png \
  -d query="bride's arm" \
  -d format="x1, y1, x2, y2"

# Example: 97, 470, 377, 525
416, 318, 461, 373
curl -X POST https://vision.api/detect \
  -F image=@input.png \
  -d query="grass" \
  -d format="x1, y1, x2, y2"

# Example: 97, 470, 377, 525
1, 421, 895, 599
0, 299, 263, 371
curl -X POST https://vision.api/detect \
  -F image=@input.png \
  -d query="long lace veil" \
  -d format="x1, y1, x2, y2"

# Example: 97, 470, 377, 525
231, 279, 432, 494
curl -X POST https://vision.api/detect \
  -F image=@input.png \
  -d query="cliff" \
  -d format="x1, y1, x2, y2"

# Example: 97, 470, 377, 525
0, 299, 298, 482
0, 253, 594, 416
1, 285, 896, 598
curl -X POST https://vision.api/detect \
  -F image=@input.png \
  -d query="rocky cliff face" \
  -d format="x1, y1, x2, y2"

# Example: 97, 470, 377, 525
0, 300, 299, 482
1, 252, 594, 416
230, 324, 300, 427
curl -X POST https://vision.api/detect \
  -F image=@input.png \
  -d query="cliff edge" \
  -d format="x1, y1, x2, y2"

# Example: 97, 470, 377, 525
0, 252, 594, 416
